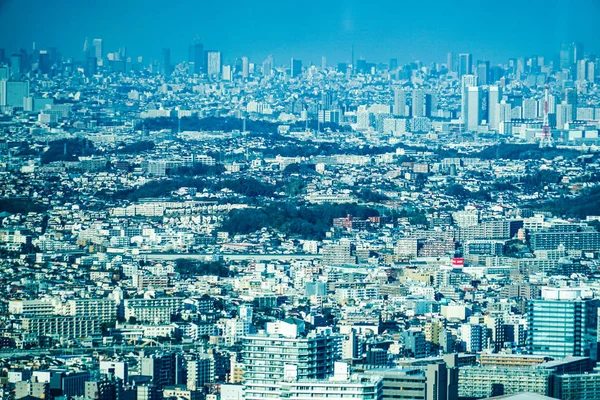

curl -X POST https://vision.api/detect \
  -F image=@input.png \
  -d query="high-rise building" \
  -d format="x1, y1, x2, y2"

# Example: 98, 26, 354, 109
262, 55, 273, 76
412, 89, 425, 117
206, 51, 222, 76
460, 74, 477, 127
38, 50, 51, 74
527, 286, 599, 359
458, 53, 472, 77
393, 89, 406, 116
189, 42, 205, 74
10, 53, 22, 77
476, 60, 490, 85
242, 324, 338, 400
222, 65, 232, 81
565, 87, 578, 120
291, 58, 302, 78
447, 52, 457, 73
93, 39, 103, 66
389, 58, 398, 71
161, 48, 171, 76
241, 57, 249, 78
187, 356, 215, 390
466, 86, 483, 131
488, 85, 502, 130
560, 42, 584, 70
321, 56, 327, 70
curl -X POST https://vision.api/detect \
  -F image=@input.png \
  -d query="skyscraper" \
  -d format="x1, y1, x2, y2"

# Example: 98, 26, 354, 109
467, 86, 483, 131
189, 42, 205, 75
565, 87, 577, 120
38, 50, 51, 74
458, 53, 473, 77
447, 52, 457, 73
206, 51, 222, 76
393, 88, 406, 116
291, 58, 302, 78
10, 54, 22, 78
527, 287, 599, 359
488, 85, 502, 131
161, 48, 171, 76
262, 55, 273, 77
476, 60, 490, 85
461, 74, 477, 127
241, 57, 249, 78
93, 39, 103, 66
389, 58, 398, 71
412, 89, 425, 117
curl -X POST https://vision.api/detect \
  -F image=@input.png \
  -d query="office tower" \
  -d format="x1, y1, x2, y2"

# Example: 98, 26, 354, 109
86, 57, 97, 76
262, 55, 273, 76
189, 42, 205, 74
291, 58, 302, 78
466, 86, 483, 131
38, 50, 51, 74
560, 42, 584, 70
0, 66, 7, 80
573, 42, 584, 63
488, 85, 502, 130
565, 87, 577, 120
321, 56, 327, 70
458, 53, 472, 77
206, 51, 222, 76
242, 327, 337, 400
10, 54, 22, 77
393, 89, 406, 116
241, 56, 249, 78
161, 48, 171, 76
460, 74, 477, 127
476, 60, 489, 85
560, 42, 573, 69
93, 39, 103, 66
389, 58, 398, 71
412, 89, 425, 117
527, 287, 599, 359
338, 63, 348, 74
356, 58, 367, 74
447, 52, 457, 73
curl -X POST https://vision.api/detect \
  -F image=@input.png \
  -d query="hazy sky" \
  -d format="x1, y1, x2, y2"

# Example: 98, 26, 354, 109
1, 0, 599, 66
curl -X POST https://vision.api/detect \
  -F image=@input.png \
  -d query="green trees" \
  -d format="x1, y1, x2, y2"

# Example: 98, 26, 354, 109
221, 202, 380, 239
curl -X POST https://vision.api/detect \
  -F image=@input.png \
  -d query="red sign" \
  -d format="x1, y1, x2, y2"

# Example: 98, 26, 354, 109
452, 258, 465, 266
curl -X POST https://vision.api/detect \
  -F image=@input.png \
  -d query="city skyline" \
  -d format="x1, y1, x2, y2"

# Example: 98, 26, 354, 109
1, 0, 600, 65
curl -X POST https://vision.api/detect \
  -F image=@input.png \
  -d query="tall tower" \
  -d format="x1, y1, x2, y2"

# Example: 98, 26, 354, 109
539, 83, 554, 148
